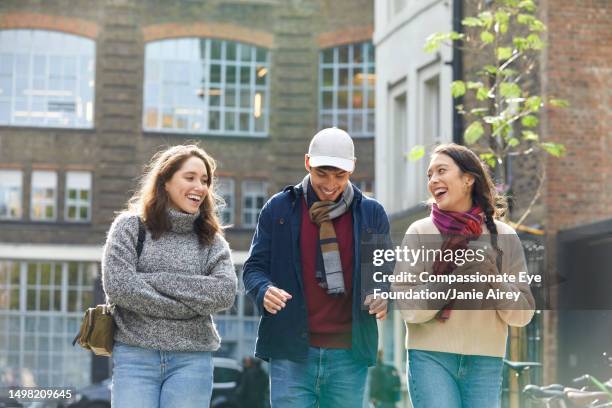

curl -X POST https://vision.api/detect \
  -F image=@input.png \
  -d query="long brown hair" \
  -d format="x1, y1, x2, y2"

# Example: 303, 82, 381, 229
431, 143, 507, 260
125, 144, 223, 245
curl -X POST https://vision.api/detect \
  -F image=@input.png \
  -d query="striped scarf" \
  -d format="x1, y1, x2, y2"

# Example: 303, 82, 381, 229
302, 174, 354, 295
431, 203, 484, 321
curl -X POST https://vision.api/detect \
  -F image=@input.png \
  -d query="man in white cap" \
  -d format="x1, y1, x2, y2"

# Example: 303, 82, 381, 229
243, 128, 392, 407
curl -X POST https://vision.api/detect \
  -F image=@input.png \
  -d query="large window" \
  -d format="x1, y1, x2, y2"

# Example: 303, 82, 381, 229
242, 180, 267, 228
0, 260, 97, 387
0, 170, 22, 220
31, 171, 57, 221
319, 42, 375, 137
65, 171, 92, 222
216, 177, 235, 225
0, 30, 95, 128
143, 38, 270, 136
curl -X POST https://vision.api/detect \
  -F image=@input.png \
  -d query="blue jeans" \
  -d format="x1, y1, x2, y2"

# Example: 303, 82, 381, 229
407, 350, 503, 408
270, 347, 368, 408
111, 341, 213, 408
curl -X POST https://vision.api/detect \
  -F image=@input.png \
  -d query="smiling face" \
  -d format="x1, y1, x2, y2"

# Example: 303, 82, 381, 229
164, 156, 209, 214
427, 153, 474, 212
305, 155, 351, 201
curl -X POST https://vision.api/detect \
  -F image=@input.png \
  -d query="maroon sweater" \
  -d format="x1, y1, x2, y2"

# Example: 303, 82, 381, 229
300, 198, 353, 348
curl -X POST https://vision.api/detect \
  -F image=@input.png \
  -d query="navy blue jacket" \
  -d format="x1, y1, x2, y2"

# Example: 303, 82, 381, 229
242, 182, 392, 366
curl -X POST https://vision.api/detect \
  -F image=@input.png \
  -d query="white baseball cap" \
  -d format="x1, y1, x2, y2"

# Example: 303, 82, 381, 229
307, 127, 355, 172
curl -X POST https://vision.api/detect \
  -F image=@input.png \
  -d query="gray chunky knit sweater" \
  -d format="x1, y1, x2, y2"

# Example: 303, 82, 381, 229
101, 209, 237, 351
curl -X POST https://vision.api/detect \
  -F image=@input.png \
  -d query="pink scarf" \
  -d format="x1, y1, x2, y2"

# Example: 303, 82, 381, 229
431, 203, 484, 321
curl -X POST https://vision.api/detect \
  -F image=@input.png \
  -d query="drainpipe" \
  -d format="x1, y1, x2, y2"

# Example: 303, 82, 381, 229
452, 0, 464, 144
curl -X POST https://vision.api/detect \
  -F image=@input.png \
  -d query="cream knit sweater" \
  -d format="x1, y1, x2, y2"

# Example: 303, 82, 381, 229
391, 217, 535, 357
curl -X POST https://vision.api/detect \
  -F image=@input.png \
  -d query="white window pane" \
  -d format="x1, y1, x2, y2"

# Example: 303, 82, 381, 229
143, 38, 269, 136
0, 170, 22, 219
0, 30, 95, 128
31, 171, 57, 189
31, 171, 57, 220
318, 41, 375, 137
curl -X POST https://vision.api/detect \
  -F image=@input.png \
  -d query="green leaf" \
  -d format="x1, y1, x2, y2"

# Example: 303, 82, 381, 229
549, 98, 570, 108
476, 87, 490, 101
527, 33, 544, 50
507, 137, 520, 147
513, 36, 529, 52
464, 121, 485, 144
517, 14, 534, 25
522, 130, 539, 141
480, 153, 497, 168
518, 0, 536, 12
451, 80, 466, 98
500, 82, 522, 98
424, 33, 444, 52
495, 11, 510, 27
480, 31, 495, 44
498, 68, 518, 77
529, 18, 546, 32
540, 142, 567, 157
424, 32, 464, 52
462, 17, 484, 27
478, 11, 495, 29
483, 65, 498, 75
493, 120, 511, 138
407, 145, 426, 162
497, 47, 513, 60
521, 115, 539, 128
525, 96, 542, 112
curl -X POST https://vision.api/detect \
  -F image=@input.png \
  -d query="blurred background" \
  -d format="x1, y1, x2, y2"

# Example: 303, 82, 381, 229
0, 0, 610, 407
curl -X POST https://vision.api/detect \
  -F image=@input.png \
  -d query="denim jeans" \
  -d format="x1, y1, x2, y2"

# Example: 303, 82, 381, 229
407, 349, 503, 408
270, 347, 368, 408
111, 341, 213, 408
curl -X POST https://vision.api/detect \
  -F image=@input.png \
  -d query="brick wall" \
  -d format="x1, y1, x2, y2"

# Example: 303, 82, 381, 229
0, 0, 375, 249
543, 0, 612, 233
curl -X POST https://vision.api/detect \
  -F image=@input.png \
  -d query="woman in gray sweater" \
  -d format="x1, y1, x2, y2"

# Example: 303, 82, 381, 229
102, 144, 237, 408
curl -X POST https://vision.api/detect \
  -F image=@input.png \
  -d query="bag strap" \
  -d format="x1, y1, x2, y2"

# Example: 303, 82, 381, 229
136, 217, 145, 258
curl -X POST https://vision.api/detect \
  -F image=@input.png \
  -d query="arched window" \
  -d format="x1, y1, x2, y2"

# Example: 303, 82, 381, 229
143, 38, 270, 136
319, 41, 375, 137
0, 30, 95, 128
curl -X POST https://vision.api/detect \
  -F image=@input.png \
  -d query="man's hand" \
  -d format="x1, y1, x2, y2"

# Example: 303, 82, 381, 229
263, 286, 292, 314
364, 294, 388, 320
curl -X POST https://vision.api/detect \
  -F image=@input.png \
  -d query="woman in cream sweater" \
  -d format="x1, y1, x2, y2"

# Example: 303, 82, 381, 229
392, 143, 535, 407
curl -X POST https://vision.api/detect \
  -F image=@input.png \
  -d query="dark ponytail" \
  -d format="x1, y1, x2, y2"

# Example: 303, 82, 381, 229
432, 143, 507, 270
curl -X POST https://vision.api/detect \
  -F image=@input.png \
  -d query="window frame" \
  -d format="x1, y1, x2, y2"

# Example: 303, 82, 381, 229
241, 180, 267, 228
0, 169, 23, 220
319, 41, 375, 138
64, 171, 92, 223
30, 170, 58, 222
0, 29, 96, 129
143, 38, 270, 137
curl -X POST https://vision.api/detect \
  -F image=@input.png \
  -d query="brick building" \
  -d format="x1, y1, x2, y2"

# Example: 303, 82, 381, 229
0, 0, 376, 387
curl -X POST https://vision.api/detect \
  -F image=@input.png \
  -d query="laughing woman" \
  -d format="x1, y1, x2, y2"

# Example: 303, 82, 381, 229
102, 145, 237, 408
392, 144, 535, 408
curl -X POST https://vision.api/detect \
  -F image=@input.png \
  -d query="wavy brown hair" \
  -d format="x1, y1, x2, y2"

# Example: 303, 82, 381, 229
125, 144, 224, 245
431, 143, 507, 266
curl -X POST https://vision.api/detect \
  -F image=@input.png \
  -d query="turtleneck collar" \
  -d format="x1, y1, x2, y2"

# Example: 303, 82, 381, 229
167, 207, 199, 234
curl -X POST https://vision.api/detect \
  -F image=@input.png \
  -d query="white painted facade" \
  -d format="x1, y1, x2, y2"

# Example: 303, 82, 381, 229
372, 2, 454, 405
374, 0, 454, 215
